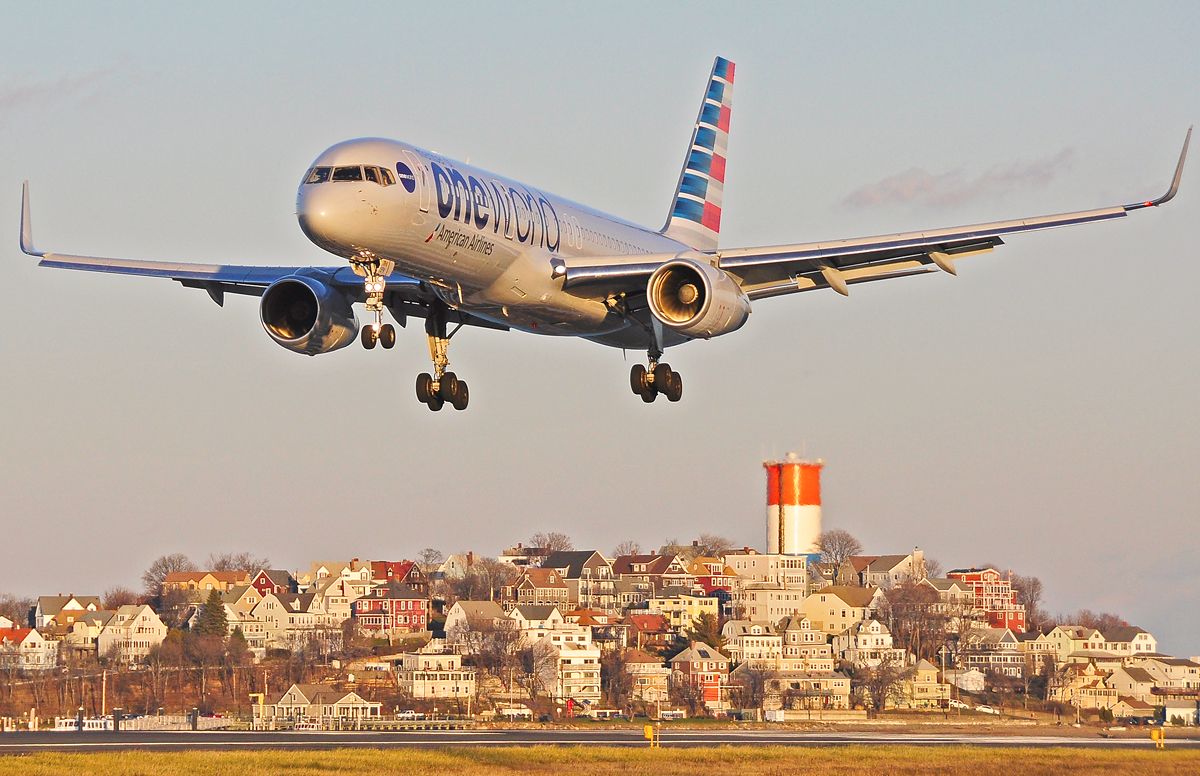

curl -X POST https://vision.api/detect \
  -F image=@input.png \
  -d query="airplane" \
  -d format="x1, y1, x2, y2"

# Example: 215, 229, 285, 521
18, 57, 1190, 412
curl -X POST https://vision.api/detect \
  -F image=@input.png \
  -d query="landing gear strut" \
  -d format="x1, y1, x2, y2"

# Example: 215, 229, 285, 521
353, 254, 397, 350
629, 348, 682, 403
415, 302, 469, 411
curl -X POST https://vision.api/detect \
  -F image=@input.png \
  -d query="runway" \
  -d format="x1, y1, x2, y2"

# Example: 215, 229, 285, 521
0, 728, 1195, 753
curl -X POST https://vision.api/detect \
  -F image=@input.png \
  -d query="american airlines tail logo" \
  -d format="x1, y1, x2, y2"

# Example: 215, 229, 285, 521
429, 161, 560, 252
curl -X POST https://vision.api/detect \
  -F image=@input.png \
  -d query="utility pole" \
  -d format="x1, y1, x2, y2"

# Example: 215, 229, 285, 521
101, 670, 107, 716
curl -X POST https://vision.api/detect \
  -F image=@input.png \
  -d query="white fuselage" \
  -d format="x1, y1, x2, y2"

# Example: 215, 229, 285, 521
295, 138, 690, 347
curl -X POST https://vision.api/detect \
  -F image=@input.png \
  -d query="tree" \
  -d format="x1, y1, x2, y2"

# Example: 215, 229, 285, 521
1008, 573, 1045, 632
448, 557, 518, 603
207, 551, 271, 574
600, 649, 633, 711
157, 587, 193, 629
141, 553, 196, 596
924, 557, 945, 579
194, 589, 228, 637
417, 547, 444, 570
879, 580, 947, 661
0, 594, 34, 627
669, 676, 707, 717
528, 532, 573, 552
1072, 609, 1128, 632
731, 664, 777, 709
613, 540, 641, 557
693, 533, 733, 558
685, 613, 724, 651
102, 586, 140, 610
817, 530, 863, 585
852, 654, 911, 715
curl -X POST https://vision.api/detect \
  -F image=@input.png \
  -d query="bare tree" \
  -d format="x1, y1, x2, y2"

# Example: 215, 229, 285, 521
449, 557, 518, 603
731, 664, 777, 709
516, 641, 558, 701
669, 675, 707, 717
600, 649, 634, 712
102, 586, 141, 609
141, 553, 196, 597
0, 594, 34, 627
817, 530, 863, 585
1072, 609, 1128, 632
694, 533, 733, 558
852, 654, 911, 715
1008, 573, 1045, 632
924, 557, 945, 579
417, 548, 444, 570
528, 532, 573, 552
207, 551, 271, 574
879, 580, 948, 661
612, 540, 641, 557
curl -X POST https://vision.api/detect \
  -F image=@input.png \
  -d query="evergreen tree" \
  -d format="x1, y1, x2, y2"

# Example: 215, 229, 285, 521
685, 612, 724, 650
194, 589, 228, 637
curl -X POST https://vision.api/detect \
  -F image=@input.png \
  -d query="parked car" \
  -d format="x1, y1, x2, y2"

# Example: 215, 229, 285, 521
975, 705, 1000, 715
396, 710, 421, 721
948, 699, 970, 710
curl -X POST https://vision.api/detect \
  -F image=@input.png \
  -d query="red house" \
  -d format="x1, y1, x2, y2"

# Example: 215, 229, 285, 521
351, 582, 428, 636
369, 561, 429, 596
670, 641, 730, 711
946, 567, 1026, 632
249, 569, 296, 598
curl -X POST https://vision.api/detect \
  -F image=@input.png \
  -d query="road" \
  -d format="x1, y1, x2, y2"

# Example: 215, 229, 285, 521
0, 728, 1195, 753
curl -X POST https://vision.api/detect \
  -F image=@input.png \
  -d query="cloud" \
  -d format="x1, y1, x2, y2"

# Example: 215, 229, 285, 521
0, 69, 113, 113
843, 148, 1075, 209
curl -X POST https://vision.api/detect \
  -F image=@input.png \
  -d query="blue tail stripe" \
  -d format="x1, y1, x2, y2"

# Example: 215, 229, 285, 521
699, 102, 721, 127
671, 198, 705, 223
706, 81, 725, 103
686, 149, 712, 175
680, 173, 709, 199
714, 58, 732, 80
694, 126, 717, 150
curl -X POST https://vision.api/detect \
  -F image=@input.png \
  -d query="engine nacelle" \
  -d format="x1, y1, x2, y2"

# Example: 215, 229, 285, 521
259, 273, 358, 355
647, 257, 751, 339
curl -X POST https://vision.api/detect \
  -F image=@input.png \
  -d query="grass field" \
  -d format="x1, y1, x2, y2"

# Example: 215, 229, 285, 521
1, 746, 1198, 776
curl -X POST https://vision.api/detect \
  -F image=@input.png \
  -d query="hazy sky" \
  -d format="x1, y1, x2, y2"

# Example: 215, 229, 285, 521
2, 4, 1197, 652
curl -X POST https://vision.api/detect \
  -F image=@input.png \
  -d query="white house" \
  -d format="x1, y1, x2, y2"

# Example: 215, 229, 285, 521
0, 628, 58, 671
96, 605, 167, 663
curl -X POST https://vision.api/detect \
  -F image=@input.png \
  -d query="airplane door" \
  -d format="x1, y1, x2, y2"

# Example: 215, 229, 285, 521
400, 150, 431, 213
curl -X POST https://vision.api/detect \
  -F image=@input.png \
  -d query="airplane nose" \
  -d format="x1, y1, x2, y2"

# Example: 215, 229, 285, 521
296, 186, 375, 252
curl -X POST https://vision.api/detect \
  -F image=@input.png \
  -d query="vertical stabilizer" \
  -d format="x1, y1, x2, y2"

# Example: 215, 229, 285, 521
661, 57, 734, 251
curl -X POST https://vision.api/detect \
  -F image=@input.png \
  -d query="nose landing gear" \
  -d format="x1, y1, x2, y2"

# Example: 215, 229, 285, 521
629, 350, 683, 403
354, 254, 397, 350
415, 302, 469, 411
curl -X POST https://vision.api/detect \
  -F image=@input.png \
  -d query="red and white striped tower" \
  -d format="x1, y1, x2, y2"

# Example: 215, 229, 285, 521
764, 454, 823, 555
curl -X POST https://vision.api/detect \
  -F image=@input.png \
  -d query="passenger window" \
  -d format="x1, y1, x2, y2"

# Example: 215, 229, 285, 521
305, 167, 331, 184
332, 166, 363, 182
364, 166, 380, 184
381, 168, 396, 186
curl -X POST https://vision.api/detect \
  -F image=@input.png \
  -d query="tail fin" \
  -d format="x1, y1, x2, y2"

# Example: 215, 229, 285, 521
661, 56, 734, 251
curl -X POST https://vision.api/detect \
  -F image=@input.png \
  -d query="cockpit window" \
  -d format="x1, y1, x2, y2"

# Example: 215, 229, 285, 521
332, 166, 363, 182
364, 166, 380, 184
304, 166, 331, 184
380, 167, 396, 186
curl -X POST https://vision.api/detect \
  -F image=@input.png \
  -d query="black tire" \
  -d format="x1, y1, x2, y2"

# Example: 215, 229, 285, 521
640, 386, 657, 403
379, 323, 396, 349
361, 325, 377, 350
666, 372, 683, 402
655, 362, 673, 390
426, 394, 445, 411
630, 364, 648, 395
451, 381, 469, 411
440, 372, 459, 400
415, 373, 434, 403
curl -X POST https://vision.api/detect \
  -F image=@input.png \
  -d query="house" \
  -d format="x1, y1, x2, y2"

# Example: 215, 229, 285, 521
564, 608, 629, 651
720, 621, 782, 666
900, 659, 950, 709
510, 568, 570, 609
63, 610, 116, 659
646, 591, 719, 633
624, 649, 671, 703
538, 551, 616, 611
1099, 626, 1157, 658
1050, 663, 1115, 709
444, 600, 508, 650
670, 641, 730, 712
0, 628, 58, 671
801, 586, 883, 636
957, 627, 1025, 679
945, 568, 1026, 632
252, 591, 340, 651
726, 552, 809, 619
852, 550, 927, 589
1106, 666, 1158, 704
352, 582, 428, 637
496, 543, 553, 569
943, 667, 986, 694
1111, 696, 1156, 720
96, 605, 167, 663
0, 616, 11, 629
393, 650, 476, 699
833, 619, 907, 668
612, 554, 692, 596
33, 595, 101, 630
626, 613, 673, 653
299, 561, 375, 600
509, 605, 565, 632
547, 641, 602, 705
370, 561, 429, 596
436, 552, 477, 580
686, 556, 738, 597
736, 586, 811, 623
1039, 625, 1107, 665
258, 683, 381, 722
777, 615, 835, 671
163, 571, 249, 599
758, 669, 851, 710
1128, 656, 1200, 691
248, 569, 296, 598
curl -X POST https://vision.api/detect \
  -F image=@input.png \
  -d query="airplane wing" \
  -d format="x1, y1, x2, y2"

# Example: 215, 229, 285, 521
553, 128, 1190, 300
18, 182, 506, 330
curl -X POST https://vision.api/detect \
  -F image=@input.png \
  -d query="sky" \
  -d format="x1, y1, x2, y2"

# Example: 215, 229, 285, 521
1, 3, 1198, 651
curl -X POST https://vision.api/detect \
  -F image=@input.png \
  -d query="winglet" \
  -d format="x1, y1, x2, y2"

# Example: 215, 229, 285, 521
20, 181, 43, 257
1126, 126, 1191, 210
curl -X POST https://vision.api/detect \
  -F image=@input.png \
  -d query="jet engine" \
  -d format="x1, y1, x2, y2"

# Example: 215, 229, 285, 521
646, 257, 750, 338
259, 273, 358, 355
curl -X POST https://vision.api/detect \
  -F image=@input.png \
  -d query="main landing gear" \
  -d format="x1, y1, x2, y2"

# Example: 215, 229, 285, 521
354, 254, 397, 350
414, 303, 469, 412
629, 349, 683, 403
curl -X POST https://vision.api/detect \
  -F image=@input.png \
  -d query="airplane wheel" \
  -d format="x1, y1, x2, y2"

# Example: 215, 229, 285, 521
416, 373, 435, 403
666, 372, 683, 402
630, 364, 648, 395
361, 326, 377, 349
655, 362, 673, 389
640, 386, 657, 403
379, 324, 396, 349
426, 394, 445, 411
451, 381, 470, 411
440, 372, 460, 400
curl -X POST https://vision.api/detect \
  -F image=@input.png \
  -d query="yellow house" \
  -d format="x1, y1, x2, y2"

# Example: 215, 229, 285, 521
802, 586, 881, 636
647, 593, 718, 632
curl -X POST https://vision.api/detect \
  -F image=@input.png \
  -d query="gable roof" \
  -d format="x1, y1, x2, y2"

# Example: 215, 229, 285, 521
450, 601, 505, 622
540, 551, 607, 579
626, 613, 670, 633
273, 683, 374, 707
1100, 626, 1148, 643
37, 595, 101, 616
612, 554, 677, 577
863, 555, 911, 573
816, 586, 879, 608
624, 648, 666, 665
276, 592, 319, 612
510, 605, 560, 622
1118, 667, 1156, 684
518, 568, 568, 589
253, 569, 294, 587
671, 642, 728, 664
363, 581, 424, 600
0, 628, 35, 645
